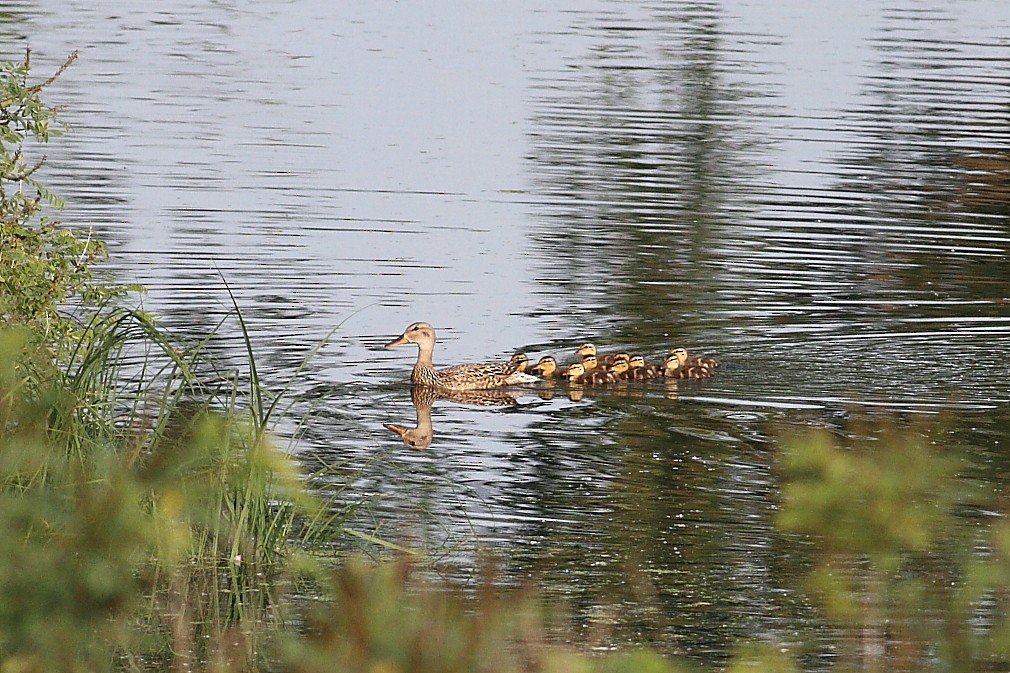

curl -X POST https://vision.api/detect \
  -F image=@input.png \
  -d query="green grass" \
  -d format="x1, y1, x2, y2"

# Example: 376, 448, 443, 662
0, 301, 340, 670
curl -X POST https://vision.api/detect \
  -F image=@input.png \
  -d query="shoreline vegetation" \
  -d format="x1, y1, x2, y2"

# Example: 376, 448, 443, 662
3, 52, 1010, 673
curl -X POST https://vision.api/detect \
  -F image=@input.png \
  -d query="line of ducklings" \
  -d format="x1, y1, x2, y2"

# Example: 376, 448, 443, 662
510, 343, 719, 386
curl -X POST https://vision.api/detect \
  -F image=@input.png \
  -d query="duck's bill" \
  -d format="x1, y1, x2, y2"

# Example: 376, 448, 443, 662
385, 334, 409, 347
383, 423, 408, 437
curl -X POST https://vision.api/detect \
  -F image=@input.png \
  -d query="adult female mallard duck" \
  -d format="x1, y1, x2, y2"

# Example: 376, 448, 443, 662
668, 347, 720, 370
386, 322, 538, 391
663, 352, 712, 379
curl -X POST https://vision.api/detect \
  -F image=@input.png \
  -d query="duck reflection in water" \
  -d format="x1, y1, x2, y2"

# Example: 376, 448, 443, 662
383, 385, 519, 449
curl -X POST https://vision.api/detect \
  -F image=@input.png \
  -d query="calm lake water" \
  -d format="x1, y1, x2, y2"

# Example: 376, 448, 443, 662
7, 0, 1010, 665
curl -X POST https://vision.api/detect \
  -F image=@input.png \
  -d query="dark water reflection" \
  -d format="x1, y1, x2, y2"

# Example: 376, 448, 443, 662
9, 0, 1010, 665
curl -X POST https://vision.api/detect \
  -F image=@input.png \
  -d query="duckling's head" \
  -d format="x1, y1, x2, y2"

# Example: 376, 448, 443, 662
608, 360, 630, 376
386, 322, 436, 349
576, 343, 597, 357
663, 353, 681, 372
510, 352, 529, 371
566, 362, 586, 381
629, 355, 646, 368
668, 347, 689, 366
581, 354, 600, 370
612, 352, 630, 363
530, 356, 557, 376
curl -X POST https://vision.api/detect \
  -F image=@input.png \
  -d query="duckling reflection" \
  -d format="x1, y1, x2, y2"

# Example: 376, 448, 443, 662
383, 385, 519, 449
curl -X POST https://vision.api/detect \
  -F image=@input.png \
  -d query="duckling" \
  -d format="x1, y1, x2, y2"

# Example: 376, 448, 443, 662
584, 366, 616, 386
386, 322, 539, 390
606, 351, 631, 367
607, 358, 632, 380
529, 355, 569, 379
627, 355, 662, 380
510, 352, 530, 372
581, 354, 602, 371
576, 343, 630, 367
668, 347, 720, 370
663, 352, 712, 379
566, 362, 587, 384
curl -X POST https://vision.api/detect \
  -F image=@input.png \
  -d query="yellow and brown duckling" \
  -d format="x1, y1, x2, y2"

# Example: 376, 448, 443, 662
663, 352, 712, 379
577, 343, 630, 367
386, 322, 539, 391
668, 347, 720, 371
567, 361, 615, 385
585, 364, 617, 385
566, 361, 587, 384
627, 355, 663, 380
510, 352, 530, 372
529, 355, 569, 379
606, 358, 631, 380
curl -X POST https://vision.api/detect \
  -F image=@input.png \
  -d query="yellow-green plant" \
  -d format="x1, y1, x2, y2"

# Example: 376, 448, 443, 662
0, 49, 127, 355
278, 555, 688, 673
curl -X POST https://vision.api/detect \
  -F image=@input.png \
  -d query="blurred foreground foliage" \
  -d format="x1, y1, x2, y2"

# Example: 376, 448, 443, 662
778, 417, 1010, 673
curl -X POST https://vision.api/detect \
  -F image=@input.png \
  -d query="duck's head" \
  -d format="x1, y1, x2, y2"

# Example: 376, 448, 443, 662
668, 347, 689, 366
629, 355, 646, 368
530, 356, 557, 376
383, 422, 433, 449
608, 359, 630, 376
566, 362, 586, 381
612, 352, 630, 363
510, 352, 529, 371
663, 353, 681, 372
386, 321, 435, 349
581, 354, 600, 370
576, 343, 597, 357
